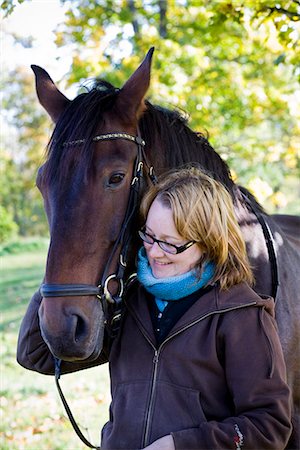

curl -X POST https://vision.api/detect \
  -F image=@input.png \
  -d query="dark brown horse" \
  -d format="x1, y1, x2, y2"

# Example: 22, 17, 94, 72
31, 49, 299, 448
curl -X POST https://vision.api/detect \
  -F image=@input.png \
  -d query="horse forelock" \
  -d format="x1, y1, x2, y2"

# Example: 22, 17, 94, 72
44, 80, 120, 188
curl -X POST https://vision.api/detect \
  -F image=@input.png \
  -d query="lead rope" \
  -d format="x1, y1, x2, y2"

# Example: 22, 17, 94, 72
55, 358, 101, 449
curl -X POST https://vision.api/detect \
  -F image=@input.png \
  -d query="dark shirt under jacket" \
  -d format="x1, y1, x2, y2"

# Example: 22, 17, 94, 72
147, 286, 214, 346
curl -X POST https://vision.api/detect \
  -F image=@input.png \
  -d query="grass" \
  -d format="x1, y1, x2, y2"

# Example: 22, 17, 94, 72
0, 248, 110, 450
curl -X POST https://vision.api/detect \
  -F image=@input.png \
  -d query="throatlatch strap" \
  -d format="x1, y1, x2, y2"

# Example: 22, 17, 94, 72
55, 359, 101, 450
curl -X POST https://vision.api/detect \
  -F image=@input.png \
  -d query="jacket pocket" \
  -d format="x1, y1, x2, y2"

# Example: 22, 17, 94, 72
101, 380, 207, 449
101, 381, 149, 449
149, 381, 207, 443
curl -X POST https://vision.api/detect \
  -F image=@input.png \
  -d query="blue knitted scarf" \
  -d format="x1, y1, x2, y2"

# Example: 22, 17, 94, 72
137, 247, 215, 311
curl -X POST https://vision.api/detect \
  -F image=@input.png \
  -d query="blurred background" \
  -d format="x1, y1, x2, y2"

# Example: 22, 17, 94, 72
1, 0, 299, 449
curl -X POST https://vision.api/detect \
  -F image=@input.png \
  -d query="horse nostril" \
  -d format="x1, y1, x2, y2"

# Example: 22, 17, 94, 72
74, 315, 87, 342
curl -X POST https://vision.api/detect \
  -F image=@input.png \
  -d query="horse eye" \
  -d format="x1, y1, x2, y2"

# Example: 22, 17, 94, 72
108, 173, 125, 185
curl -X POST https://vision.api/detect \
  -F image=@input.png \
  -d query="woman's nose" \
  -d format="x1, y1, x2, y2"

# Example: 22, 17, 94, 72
147, 242, 165, 257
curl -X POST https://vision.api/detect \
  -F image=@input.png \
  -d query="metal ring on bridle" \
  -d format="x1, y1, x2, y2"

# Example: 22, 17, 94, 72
131, 176, 138, 186
119, 254, 127, 267
103, 275, 124, 303
137, 161, 143, 172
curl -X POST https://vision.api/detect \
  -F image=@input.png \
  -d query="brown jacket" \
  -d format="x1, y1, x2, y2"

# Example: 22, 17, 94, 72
17, 282, 292, 449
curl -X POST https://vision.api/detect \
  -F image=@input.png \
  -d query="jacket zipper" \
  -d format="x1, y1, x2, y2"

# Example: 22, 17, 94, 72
141, 302, 257, 447
143, 348, 159, 446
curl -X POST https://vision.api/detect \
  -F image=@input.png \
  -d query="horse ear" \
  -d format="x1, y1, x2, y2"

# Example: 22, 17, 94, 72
116, 47, 154, 121
31, 65, 70, 123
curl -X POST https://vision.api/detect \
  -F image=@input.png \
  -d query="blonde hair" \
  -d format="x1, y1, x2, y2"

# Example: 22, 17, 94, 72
140, 165, 254, 290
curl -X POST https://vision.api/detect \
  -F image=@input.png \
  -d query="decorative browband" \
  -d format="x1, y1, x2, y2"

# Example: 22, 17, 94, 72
63, 132, 145, 147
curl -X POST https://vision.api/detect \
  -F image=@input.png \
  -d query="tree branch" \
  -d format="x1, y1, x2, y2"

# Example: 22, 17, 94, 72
127, 0, 140, 36
264, 5, 300, 21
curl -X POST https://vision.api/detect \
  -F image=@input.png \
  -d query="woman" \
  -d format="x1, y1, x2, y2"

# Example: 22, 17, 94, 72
17, 166, 291, 449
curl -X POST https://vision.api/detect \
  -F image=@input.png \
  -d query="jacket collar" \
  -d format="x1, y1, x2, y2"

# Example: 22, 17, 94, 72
125, 282, 274, 346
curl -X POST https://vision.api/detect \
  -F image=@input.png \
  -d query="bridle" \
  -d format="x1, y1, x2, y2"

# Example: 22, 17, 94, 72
40, 131, 156, 315
39, 131, 157, 450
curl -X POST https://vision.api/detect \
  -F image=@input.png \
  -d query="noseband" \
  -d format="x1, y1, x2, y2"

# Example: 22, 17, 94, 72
40, 131, 157, 320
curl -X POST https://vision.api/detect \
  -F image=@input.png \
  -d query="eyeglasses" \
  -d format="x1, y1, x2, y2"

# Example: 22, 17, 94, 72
138, 229, 195, 255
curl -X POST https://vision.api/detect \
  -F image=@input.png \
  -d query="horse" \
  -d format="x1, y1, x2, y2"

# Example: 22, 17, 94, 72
30, 48, 299, 449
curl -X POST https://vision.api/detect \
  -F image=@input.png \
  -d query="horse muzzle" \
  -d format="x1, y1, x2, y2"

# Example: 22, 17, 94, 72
38, 295, 105, 362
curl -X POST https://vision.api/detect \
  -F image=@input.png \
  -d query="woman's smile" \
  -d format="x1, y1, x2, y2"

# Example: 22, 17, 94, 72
144, 199, 202, 279
151, 259, 172, 269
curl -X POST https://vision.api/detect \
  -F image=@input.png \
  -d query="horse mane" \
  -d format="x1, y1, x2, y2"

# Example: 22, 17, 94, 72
140, 102, 266, 214
140, 101, 235, 193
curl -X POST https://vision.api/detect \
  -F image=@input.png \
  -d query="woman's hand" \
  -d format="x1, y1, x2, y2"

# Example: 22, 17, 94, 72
142, 434, 175, 450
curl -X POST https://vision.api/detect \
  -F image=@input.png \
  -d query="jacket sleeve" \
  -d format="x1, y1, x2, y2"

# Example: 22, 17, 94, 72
17, 290, 109, 375
171, 305, 292, 450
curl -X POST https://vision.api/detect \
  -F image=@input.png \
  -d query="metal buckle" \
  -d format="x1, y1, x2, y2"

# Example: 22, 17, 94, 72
103, 274, 124, 303
111, 313, 122, 323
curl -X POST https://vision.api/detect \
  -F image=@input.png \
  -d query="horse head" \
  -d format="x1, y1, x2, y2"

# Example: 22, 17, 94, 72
34, 48, 154, 362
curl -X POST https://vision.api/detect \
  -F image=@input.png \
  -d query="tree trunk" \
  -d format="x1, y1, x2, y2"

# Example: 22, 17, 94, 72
127, 0, 140, 36
159, 0, 167, 38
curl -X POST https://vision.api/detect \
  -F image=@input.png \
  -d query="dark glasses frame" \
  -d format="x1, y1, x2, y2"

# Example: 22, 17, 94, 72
138, 229, 195, 255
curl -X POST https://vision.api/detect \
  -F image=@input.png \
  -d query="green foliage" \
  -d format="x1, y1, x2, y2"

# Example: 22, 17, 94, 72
0, 205, 18, 244
1, 67, 51, 237
0, 236, 49, 256
0, 150, 49, 237
1, 67, 51, 162
0, 0, 26, 17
